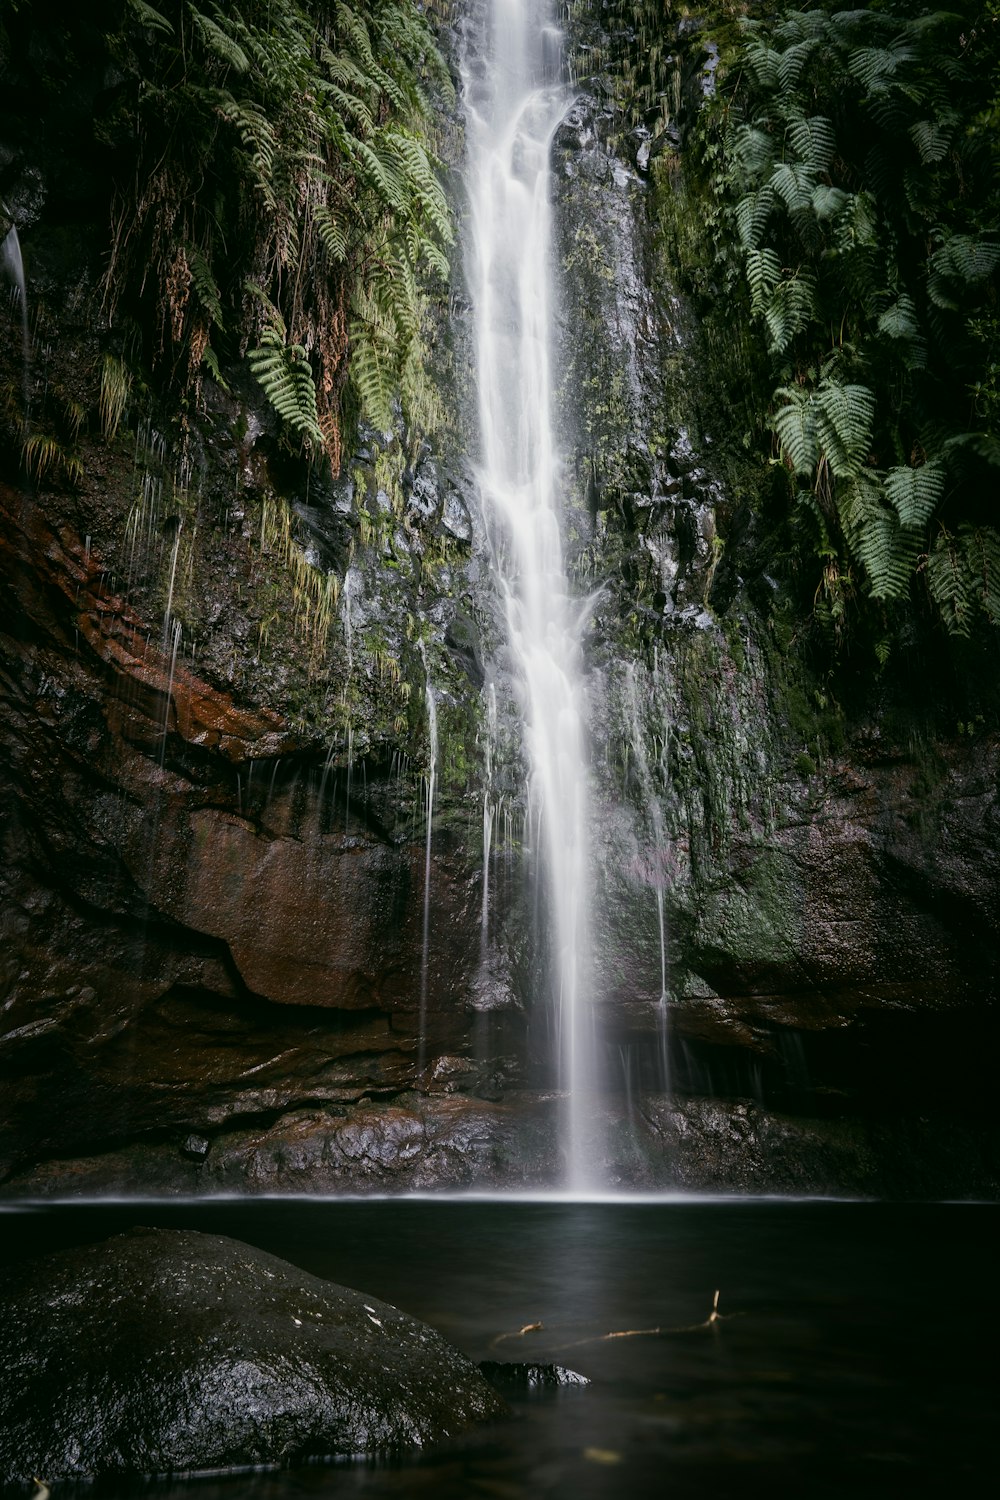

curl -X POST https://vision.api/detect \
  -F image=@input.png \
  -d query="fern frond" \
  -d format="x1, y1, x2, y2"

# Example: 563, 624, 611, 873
734, 188, 775, 250
925, 529, 971, 635
884, 462, 944, 529
313, 205, 349, 264
909, 117, 955, 165
248, 330, 325, 450
814, 380, 875, 479
963, 526, 1000, 626
773, 387, 819, 475
848, 42, 917, 93
127, 0, 173, 34
876, 293, 919, 341
348, 319, 397, 435
732, 124, 776, 179
189, 7, 250, 74
746, 247, 782, 310
762, 271, 817, 353
770, 161, 818, 214
838, 474, 916, 599
186, 243, 224, 329
787, 117, 836, 172
777, 38, 819, 91
744, 39, 781, 91
928, 235, 1000, 309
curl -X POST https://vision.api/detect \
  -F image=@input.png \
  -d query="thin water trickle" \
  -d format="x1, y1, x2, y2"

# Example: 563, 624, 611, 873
463, 0, 594, 1187
480, 681, 497, 955
2, 218, 30, 414
622, 663, 670, 1011
418, 644, 438, 1076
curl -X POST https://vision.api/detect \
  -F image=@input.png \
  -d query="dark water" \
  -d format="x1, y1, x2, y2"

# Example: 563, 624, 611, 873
2, 1198, 996, 1498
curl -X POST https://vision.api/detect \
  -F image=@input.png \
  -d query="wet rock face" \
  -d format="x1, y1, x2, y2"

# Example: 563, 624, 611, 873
0, 1228, 507, 1482
0, 481, 510, 1180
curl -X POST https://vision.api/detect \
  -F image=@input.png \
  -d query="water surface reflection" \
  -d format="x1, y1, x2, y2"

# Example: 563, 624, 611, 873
2, 1199, 995, 1498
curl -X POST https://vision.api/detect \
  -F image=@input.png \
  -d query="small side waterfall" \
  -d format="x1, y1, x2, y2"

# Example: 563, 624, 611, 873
2, 216, 30, 413
418, 643, 438, 1076
463, 0, 594, 1185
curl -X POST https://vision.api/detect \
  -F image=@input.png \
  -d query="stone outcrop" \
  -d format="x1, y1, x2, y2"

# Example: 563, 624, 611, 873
0, 1228, 507, 1482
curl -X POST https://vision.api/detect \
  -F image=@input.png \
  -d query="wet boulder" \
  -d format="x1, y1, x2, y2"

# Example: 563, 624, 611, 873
0, 1228, 507, 1483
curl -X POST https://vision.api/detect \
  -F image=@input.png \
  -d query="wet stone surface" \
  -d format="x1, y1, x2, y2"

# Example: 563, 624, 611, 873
0, 1228, 507, 1483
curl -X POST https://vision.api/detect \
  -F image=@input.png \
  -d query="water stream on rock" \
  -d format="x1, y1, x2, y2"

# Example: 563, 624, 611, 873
464, 0, 594, 1187
419, 641, 438, 1075
1, 220, 30, 413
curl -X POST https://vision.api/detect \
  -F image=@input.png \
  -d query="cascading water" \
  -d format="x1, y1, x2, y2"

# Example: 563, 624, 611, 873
418, 640, 438, 1077
1, 216, 30, 413
463, 0, 595, 1186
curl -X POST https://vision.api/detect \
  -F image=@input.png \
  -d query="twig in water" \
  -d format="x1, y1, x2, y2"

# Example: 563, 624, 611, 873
551, 1290, 737, 1352
32, 1482, 50, 1500
490, 1320, 544, 1348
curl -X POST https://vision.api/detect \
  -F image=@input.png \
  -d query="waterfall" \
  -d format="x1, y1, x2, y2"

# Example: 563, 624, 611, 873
418, 642, 438, 1077
463, 0, 594, 1186
1, 218, 30, 414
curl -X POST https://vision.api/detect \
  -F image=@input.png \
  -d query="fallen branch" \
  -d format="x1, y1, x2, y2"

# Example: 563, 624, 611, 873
549, 1290, 738, 1352
489, 1320, 544, 1348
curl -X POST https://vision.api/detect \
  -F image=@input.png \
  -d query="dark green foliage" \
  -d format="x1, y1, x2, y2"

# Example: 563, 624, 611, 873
103, 0, 453, 468
643, 2, 1000, 653
715, 3, 1000, 643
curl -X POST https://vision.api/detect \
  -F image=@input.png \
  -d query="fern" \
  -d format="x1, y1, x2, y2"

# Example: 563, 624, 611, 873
189, 6, 250, 74
186, 243, 224, 329
810, 183, 850, 222
773, 387, 819, 476
925, 529, 972, 635
746, 247, 782, 310
128, 0, 173, 34
732, 124, 775, 179
928, 235, 1000, 309
735, 188, 775, 250
762, 270, 817, 353
838, 475, 917, 600
248, 330, 326, 451
884, 463, 944, 529
814, 381, 875, 480
770, 161, 817, 214
963, 527, 1000, 627
787, 116, 835, 172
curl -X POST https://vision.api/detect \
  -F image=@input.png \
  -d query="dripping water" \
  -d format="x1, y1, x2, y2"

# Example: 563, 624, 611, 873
2, 215, 30, 415
463, 0, 594, 1186
418, 641, 438, 1077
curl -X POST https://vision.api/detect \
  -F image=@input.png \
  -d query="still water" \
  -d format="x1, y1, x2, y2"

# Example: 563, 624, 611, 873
2, 1199, 995, 1498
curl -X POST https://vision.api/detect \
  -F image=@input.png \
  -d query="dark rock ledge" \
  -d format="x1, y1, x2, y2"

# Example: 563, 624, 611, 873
0, 1228, 507, 1484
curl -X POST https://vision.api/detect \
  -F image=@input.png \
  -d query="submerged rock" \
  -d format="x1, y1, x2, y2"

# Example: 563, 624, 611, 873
479, 1361, 590, 1389
0, 1228, 506, 1483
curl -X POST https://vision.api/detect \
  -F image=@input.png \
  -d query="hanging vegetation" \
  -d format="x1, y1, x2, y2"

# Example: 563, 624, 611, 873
102, 0, 454, 471
643, 2, 1000, 654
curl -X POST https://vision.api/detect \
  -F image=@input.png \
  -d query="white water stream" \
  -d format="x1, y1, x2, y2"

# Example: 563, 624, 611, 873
463, 0, 594, 1185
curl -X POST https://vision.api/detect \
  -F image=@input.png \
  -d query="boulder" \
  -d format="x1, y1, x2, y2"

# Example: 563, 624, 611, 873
0, 1228, 507, 1483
